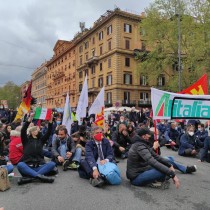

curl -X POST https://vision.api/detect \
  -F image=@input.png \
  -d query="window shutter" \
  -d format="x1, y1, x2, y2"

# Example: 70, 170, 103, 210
130, 25, 132, 33
124, 23, 126, 32
163, 77, 165, 86
124, 74, 126, 84
106, 76, 108, 85
130, 75, 132, 84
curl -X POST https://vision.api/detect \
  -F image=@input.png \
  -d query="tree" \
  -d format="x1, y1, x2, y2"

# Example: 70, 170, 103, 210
137, 0, 210, 92
0, 81, 21, 109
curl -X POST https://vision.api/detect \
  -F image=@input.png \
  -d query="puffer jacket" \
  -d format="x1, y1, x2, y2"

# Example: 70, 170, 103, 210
126, 135, 175, 181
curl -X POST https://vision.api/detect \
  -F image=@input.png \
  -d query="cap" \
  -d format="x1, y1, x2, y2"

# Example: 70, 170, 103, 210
137, 127, 153, 136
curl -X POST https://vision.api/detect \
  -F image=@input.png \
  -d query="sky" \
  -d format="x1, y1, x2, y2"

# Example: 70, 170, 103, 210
0, 0, 153, 87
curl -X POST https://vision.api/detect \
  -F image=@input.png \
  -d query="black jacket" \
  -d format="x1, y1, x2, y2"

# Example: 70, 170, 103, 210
112, 131, 131, 148
52, 136, 76, 158
126, 135, 175, 180
20, 121, 52, 164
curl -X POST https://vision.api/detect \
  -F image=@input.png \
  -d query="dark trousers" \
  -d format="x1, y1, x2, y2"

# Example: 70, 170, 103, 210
78, 159, 93, 179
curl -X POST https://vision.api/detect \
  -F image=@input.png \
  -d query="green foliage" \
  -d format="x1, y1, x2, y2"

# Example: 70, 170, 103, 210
0, 81, 21, 109
137, 0, 210, 92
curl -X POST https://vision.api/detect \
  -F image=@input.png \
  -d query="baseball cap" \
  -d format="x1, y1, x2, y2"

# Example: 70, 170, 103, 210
137, 127, 153, 136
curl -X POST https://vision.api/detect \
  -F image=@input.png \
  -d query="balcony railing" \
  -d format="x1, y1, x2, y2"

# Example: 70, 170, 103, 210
138, 99, 152, 107
52, 71, 65, 80
86, 56, 99, 67
122, 100, 136, 107
105, 100, 113, 107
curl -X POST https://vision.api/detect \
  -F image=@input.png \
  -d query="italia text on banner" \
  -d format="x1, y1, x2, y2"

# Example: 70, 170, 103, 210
62, 93, 72, 135
179, 74, 208, 95
89, 87, 104, 128
14, 81, 32, 121
76, 75, 88, 124
151, 88, 210, 120
34, 107, 52, 120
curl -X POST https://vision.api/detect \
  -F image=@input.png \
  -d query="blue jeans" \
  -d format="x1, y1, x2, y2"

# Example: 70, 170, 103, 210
131, 168, 166, 186
17, 161, 56, 177
2, 164, 14, 174
164, 156, 186, 173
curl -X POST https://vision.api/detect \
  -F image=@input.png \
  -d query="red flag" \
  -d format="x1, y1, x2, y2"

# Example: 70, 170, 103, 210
180, 74, 208, 95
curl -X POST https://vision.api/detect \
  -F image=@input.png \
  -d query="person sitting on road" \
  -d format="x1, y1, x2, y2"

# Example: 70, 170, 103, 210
127, 123, 136, 143
195, 123, 208, 146
126, 127, 180, 189
71, 133, 86, 156
164, 122, 181, 151
17, 113, 56, 185
52, 127, 82, 171
112, 124, 131, 159
178, 124, 202, 157
199, 136, 210, 162
78, 126, 115, 187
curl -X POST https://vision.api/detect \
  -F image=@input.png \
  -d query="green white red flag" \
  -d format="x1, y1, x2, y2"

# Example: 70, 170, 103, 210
34, 107, 52, 120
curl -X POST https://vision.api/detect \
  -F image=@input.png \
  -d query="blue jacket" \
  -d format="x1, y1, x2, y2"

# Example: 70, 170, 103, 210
157, 124, 167, 134
178, 133, 196, 156
164, 128, 181, 142
85, 138, 114, 169
195, 130, 208, 143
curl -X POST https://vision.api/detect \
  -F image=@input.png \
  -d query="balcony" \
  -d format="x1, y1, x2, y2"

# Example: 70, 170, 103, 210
105, 100, 113, 108
86, 56, 99, 67
122, 100, 136, 107
88, 87, 99, 94
138, 99, 152, 107
52, 71, 65, 80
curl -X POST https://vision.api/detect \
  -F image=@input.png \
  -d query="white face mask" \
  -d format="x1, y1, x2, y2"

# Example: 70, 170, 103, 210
188, 131, 194, 136
198, 128, 201, 131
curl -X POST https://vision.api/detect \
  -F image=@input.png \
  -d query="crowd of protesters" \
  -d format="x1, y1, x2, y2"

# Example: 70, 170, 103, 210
0, 105, 210, 189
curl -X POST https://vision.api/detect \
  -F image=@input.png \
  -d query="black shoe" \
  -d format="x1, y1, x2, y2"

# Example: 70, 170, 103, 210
45, 167, 59, 176
89, 177, 105, 187
36, 175, 54, 183
18, 177, 35, 185
172, 147, 178, 152
63, 160, 70, 171
186, 165, 197, 173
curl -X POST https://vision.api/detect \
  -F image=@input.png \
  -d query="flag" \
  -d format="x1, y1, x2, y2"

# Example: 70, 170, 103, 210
76, 75, 88, 123
89, 87, 104, 128
14, 81, 33, 121
180, 74, 208, 95
34, 107, 52, 120
62, 93, 72, 135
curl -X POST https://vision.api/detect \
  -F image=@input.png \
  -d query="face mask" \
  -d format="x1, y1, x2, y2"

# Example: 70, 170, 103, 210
56, 121, 61, 125
188, 132, 194, 136
161, 122, 164, 125
94, 133, 103, 141
120, 120, 124, 122
175, 127, 178, 130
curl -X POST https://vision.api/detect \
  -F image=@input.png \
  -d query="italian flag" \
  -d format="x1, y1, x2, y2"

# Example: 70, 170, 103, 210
34, 107, 52, 120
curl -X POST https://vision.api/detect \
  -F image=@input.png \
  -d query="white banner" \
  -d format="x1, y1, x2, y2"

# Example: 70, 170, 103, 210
151, 88, 210, 120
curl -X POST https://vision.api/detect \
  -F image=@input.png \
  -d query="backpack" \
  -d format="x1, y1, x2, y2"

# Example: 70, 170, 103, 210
0, 167, 10, 191
98, 162, 121, 185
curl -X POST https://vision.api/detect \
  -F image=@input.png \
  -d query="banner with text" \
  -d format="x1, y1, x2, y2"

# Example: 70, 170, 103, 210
151, 88, 210, 120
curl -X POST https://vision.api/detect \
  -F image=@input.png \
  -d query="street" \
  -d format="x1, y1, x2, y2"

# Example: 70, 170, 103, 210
1, 148, 210, 210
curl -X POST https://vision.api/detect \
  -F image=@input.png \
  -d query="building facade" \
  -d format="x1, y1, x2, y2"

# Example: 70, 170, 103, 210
31, 62, 48, 108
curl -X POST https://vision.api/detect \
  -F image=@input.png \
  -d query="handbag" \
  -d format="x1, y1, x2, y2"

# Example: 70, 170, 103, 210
0, 167, 10, 191
98, 162, 121, 185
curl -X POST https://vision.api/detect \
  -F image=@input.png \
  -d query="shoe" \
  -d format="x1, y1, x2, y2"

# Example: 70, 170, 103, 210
36, 175, 54, 183
89, 177, 104, 187
121, 154, 127, 159
63, 160, 70, 171
186, 165, 197, 173
68, 162, 79, 170
17, 177, 35, 185
147, 180, 170, 189
45, 167, 59, 176
172, 147, 178, 152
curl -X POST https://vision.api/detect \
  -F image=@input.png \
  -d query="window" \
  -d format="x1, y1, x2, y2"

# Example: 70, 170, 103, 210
92, 78, 95, 88
108, 41, 111, 51
108, 58, 111, 68
107, 92, 112, 103
125, 40, 130, 49
157, 75, 165, 86
125, 58, 130, 67
80, 56, 83, 65
79, 45, 83, 53
84, 69, 89, 76
92, 49, 95, 57
106, 75, 112, 85
84, 41, 89, 49
85, 53, 88, 61
140, 92, 149, 100
124, 74, 132, 85
92, 37, 95, 45
79, 71, 83, 78
98, 77, 103, 87
79, 84, 83, 91
68, 62, 71, 69
124, 92, 130, 102
100, 63, 103, 71
107, 25, 112, 35
140, 75, 147, 86
99, 31, 103, 40
91, 66, 95, 74
100, 46, 103, 55
124, 23, 132, 33
73, 60, 75, 66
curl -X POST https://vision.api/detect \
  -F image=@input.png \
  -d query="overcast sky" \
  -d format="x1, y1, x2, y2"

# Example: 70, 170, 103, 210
0, 0, 153, 86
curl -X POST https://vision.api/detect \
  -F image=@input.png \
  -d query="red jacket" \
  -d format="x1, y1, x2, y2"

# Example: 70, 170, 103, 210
9, 131, 23, 165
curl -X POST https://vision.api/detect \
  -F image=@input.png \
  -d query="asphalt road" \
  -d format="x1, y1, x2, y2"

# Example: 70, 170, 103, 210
1, 148, 210, 210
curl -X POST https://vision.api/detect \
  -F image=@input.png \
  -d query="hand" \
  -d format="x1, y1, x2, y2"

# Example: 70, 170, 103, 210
100, 160, 107, 165
28, 113, 34, 122
80, 136, 84, 141
66, 152, 72, 159
191, 150, 197, 155
172, 175, 180, 189
153, 141, 160, 150
119, 146, 125, 152
93, 169, 99, 179
170, 141, 176, 146
169, 165, 175, 172
57, 156, 64, 163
